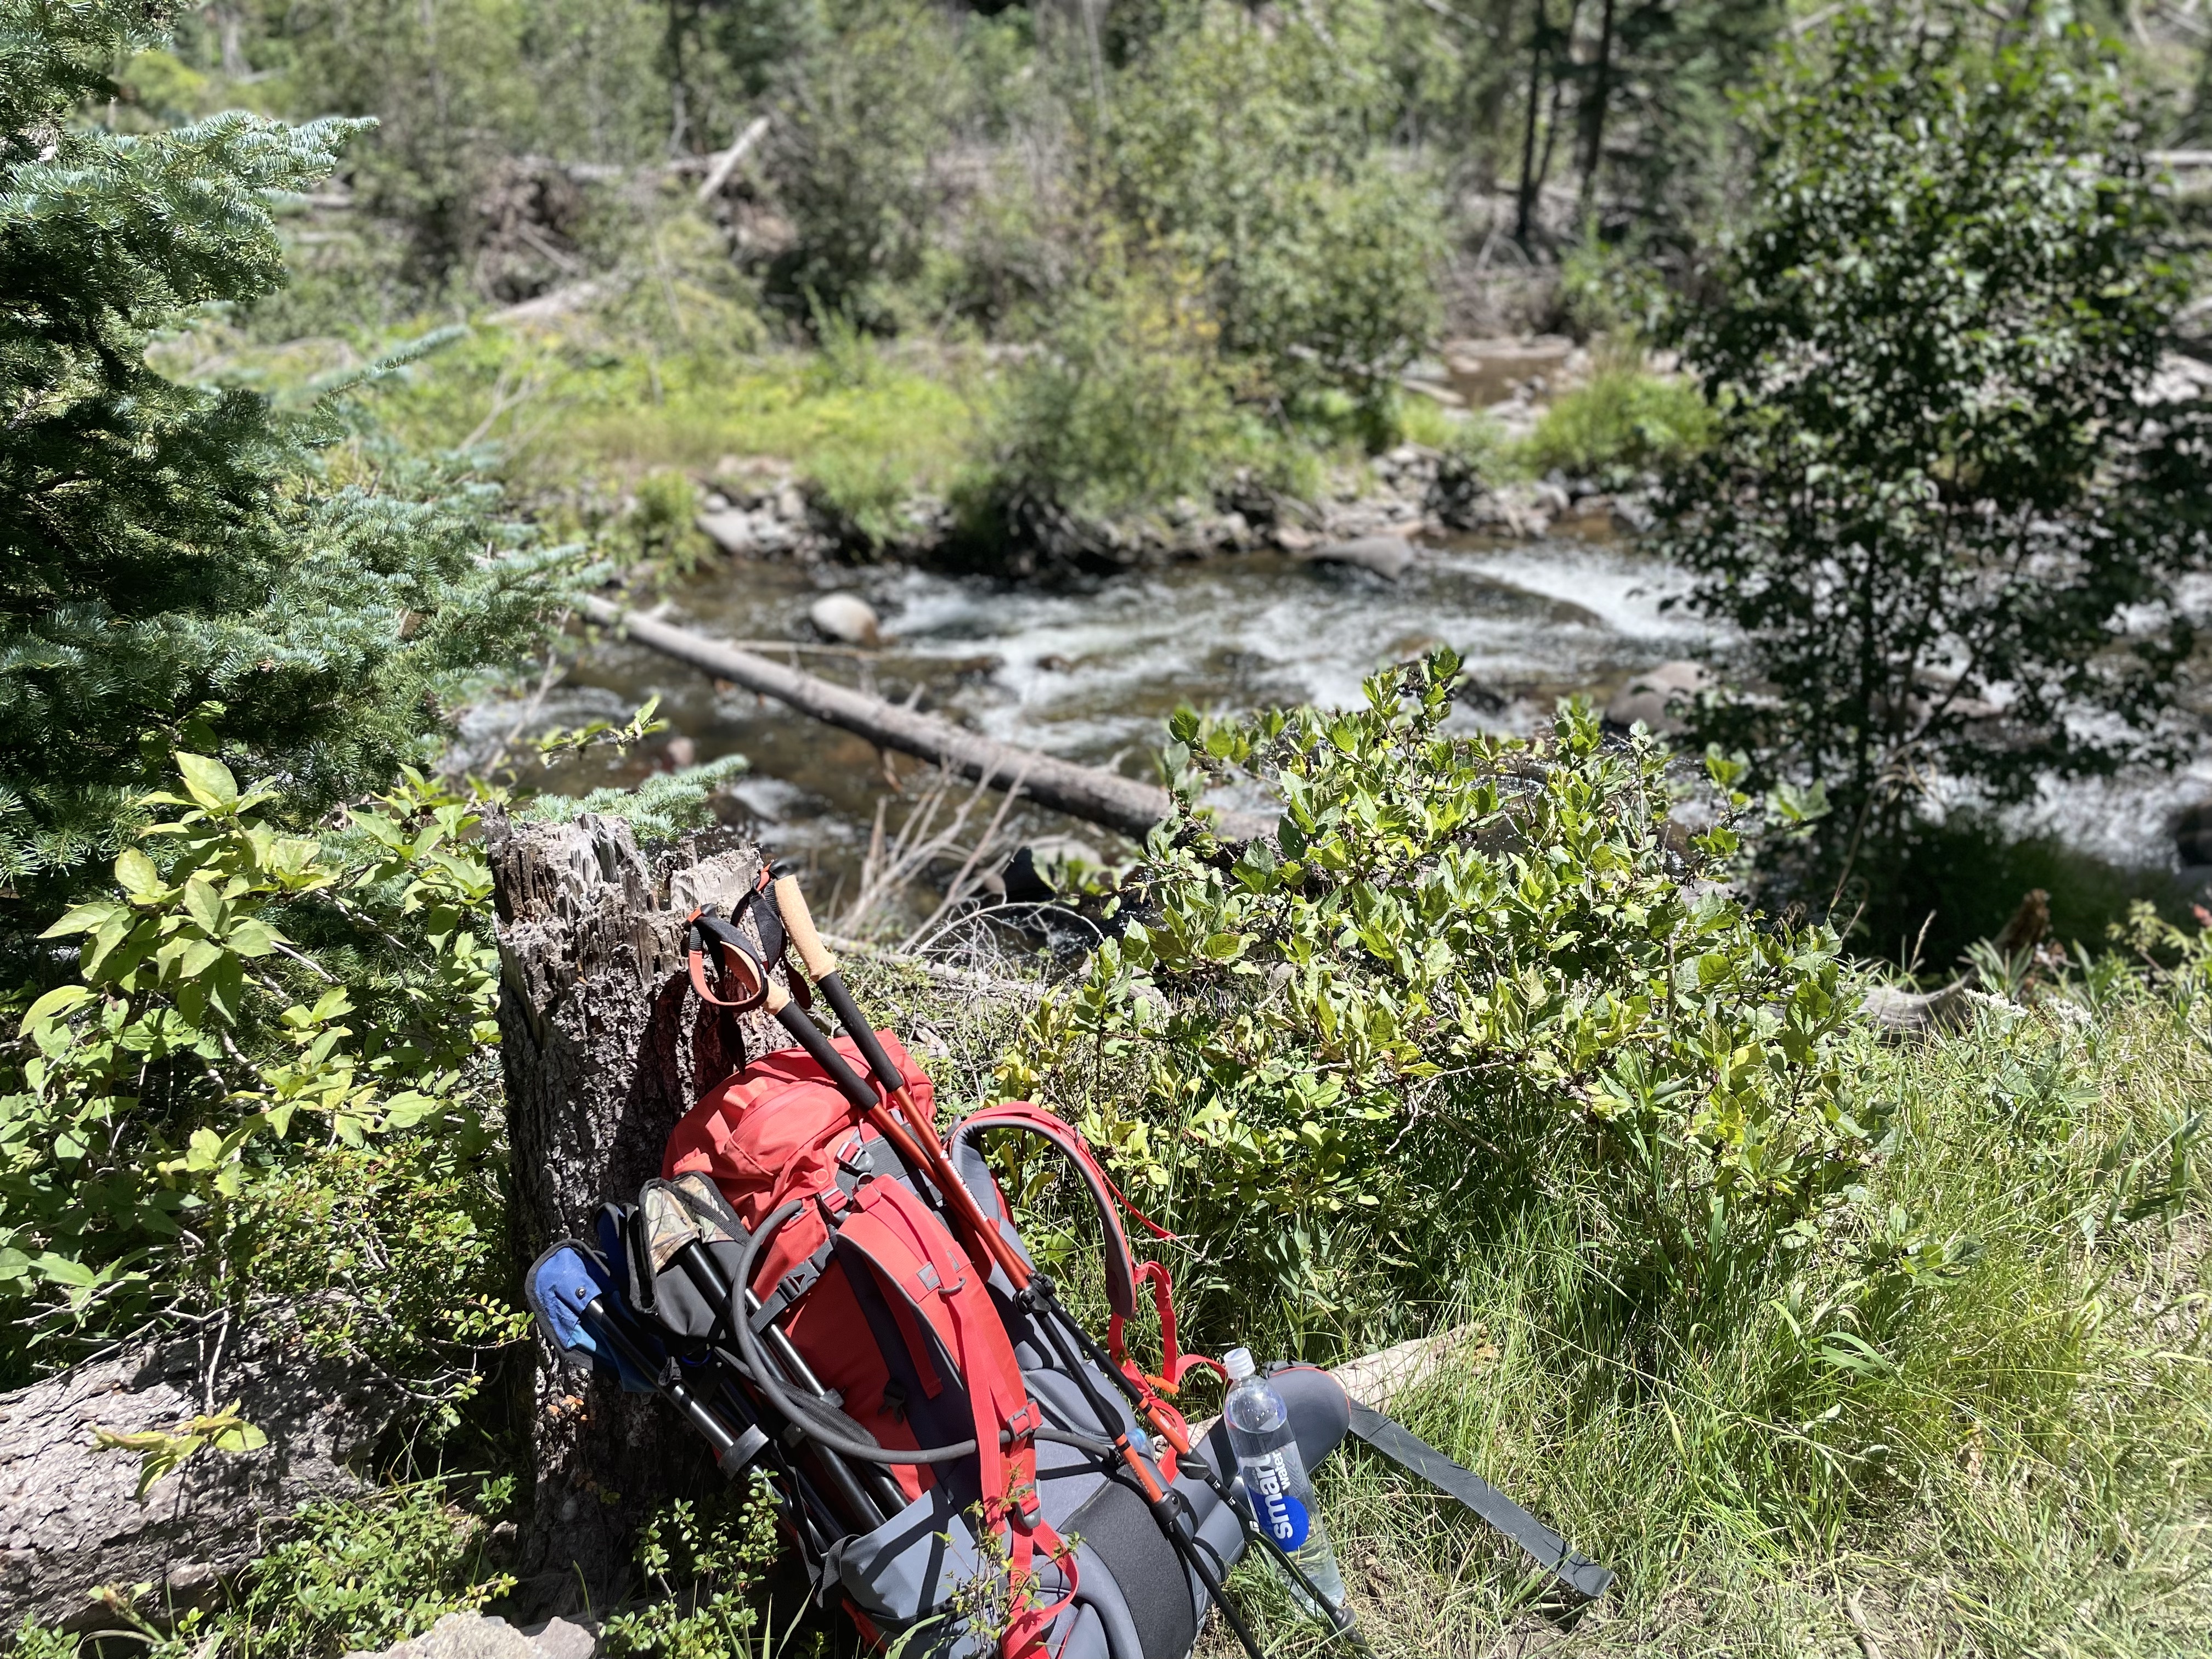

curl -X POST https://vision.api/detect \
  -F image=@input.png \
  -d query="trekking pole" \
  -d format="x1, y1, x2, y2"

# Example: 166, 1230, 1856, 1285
535, 1246, 769, 1478
751, 900, 1274, 1659
770, 867, 951, 1146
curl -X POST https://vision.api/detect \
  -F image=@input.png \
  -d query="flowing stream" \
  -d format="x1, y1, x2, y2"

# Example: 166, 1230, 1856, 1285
480, 531, 2204, 927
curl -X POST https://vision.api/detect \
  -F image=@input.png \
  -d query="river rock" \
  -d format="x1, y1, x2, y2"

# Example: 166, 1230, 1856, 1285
2177, 803, 2212, 867
808, 593, 881, 646
1440, 335, 1574, 405
1298, 535, 1418, 580
1605, 661, 1714, 733
524, 1618, 599, 1659
695, 509, 756, 555
0, 1331, 391, 1629
343, 1611, 597, 1659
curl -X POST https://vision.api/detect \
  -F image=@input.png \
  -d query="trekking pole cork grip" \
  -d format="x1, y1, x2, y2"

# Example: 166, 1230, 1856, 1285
775, 874, 924, 1119
774, 873, 837, 979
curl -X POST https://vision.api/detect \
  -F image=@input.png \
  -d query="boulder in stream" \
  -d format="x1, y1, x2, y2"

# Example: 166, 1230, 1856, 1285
699, 510, 804, 557
808, 593, 882, 646
1605, 660, 1714, 733
1297, 535, 1418, 580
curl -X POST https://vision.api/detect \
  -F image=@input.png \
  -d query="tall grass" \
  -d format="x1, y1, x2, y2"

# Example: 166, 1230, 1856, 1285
840, 932, 2212, 1655
1182, 990, 2212, 1656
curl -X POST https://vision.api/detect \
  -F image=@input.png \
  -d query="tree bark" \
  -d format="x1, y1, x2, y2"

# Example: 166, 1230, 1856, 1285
1578, 0, 1616, 210
0, 1333, 388, 1630
488, 811, 787, 1610
577, 597, 1272, 843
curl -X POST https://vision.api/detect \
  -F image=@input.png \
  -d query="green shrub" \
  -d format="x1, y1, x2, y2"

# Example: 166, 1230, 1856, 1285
952, 273, 1238, 567
1101, 0, 1443, 417
1000, 654, 1861, 1345
1519, 364, 1712, 483
0, 757, 517, 1384
1, 1475, 522, 1658
762, 0, 968, 329
601, 1473, 789, 1659
225, 1476, 517, 1657
1654, 12, 2210, 893
805, 448, 912, 550
628, 469, 708, 572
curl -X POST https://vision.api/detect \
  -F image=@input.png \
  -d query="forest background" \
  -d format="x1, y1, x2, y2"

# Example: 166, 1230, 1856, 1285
9, 0, 2212, 1656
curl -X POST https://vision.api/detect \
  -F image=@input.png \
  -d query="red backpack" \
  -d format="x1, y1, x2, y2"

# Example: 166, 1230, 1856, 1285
532, 870, 1366, 1659
657, 1028, 1237, 1656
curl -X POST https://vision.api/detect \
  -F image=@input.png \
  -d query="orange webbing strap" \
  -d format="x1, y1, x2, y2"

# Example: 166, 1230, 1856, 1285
950, 1103, 1212, 1469
687, 945, 748, 1007
1109, 1258, 1227, 1399
685, 909, 755, 1008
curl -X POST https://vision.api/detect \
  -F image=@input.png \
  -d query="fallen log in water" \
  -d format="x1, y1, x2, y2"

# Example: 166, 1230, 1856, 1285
578, 595, 1272, 842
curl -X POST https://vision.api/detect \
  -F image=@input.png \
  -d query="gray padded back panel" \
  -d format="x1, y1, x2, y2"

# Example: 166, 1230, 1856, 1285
1066, 1476, 1196, 1659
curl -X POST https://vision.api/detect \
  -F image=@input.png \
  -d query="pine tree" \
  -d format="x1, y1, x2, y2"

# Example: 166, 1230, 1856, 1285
0, 0, 555, 917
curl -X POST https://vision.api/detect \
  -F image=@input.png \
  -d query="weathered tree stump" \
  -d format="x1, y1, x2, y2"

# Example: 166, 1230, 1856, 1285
487, 812, 789, 1608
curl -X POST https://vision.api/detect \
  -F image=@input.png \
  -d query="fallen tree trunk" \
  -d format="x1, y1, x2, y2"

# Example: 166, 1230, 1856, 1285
488, 812, 788, 1613
0, 1331, 389, 1630
577, 596, 1272, 842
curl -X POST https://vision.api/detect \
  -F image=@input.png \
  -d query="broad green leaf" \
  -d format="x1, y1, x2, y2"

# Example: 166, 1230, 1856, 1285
20, 984, 95, 1034
381, 1092, 442, 1130
41, 902, 122, 939
115, 848, 163, 898
31, 1252, 98, 1289
178, 938, 228, 979
202, 956, 247, 1026
225, 919, 279, 960
186, 1126, 225, 1171
179, 878, 224, 935
210, 1420, 268, 1455
176, 753, 239, 812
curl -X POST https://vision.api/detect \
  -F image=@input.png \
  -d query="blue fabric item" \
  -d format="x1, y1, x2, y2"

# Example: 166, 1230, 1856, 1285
526, 1240, 661, 1393
527, 1243, 606, 1360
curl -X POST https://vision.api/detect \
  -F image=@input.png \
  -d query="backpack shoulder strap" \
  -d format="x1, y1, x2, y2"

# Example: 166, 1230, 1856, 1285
832, 1176, 1079, 1657
947, 1103, 1221, 1395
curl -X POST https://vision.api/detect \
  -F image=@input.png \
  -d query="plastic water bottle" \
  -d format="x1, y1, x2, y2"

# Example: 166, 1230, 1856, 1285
1222, 1347, 1348, 1618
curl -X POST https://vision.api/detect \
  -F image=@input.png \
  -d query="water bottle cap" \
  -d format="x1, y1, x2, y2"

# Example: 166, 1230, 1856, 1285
1223, 1347, 1255, 1381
